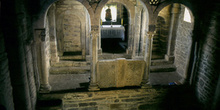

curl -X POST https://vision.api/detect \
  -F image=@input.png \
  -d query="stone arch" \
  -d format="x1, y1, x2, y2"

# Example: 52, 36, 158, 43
156, 1, 194, 23
36, 0, 93, 92
153, 2, 195, 84
33, 0, 93, 29
96, 0, 150, 57
95, 0, 136, 55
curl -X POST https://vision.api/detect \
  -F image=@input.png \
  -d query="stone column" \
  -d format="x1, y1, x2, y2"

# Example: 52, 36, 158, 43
127, 23, 133, 54
165, 3, 180, 62
49, 4, 59, 64
132, 6, 143, 58
88, 26, 100, 91
98, 32, 102, 54
39, 29, 51, 93
142, 31, 155, 88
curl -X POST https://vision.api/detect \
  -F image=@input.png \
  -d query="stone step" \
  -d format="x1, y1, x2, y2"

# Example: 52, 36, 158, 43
50, 66, 90, 74
151, 54, 164, 60
152, 47, 161, 51
60, 55, 85, 60
153, 44, 160, 47
153, 37, 159, 40
51, 61, 90, 67
151, 59, 173, 66
150, 65, 176, 73
153, 39, 159, 43
98, 54, 132, 60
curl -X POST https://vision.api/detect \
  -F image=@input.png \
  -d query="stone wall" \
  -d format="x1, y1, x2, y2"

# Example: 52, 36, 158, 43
193, 6, 220, 109
63, 14, 81, 52
174, 5, 193, 79
1, 0, 39, 109
0, 26, 14, 110
55, 0, 89, 56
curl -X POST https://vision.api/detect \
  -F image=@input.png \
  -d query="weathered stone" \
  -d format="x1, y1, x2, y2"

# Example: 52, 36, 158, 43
97, 59, 145, 88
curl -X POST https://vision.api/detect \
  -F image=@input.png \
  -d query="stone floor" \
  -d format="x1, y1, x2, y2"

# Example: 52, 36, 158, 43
149, 72, 183, 85
37, 59, 198, 110
36, 85, 202, 110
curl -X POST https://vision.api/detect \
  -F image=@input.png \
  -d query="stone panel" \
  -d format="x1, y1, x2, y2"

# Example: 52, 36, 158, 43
124, 60, 145, 86
97, 59, 145, 88
97, 60, 117, 88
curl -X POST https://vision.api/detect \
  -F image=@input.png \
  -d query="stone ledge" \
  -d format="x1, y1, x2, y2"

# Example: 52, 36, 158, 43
150, 64, 176, 73
50, 66, 90, 74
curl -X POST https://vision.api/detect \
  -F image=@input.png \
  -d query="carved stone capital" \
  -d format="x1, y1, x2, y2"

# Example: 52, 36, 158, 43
40, 29, 46, 42
91, 25, 99, 39
147, 31, 156, 39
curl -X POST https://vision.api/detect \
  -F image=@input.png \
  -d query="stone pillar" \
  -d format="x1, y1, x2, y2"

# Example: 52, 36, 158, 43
127, 23, 133, 54
165, 3, 180, 62
49, 4, 59, 64
98, 32, 102, 54
89, 26, 100, 91
132, 6, 143, 58
39, 29, 51, 93
142, 31, 155, 88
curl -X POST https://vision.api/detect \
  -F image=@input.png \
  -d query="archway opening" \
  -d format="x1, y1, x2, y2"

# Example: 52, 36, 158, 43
45, 0, 91, 91
100, 2, 129, 54
150, 3, 195, 85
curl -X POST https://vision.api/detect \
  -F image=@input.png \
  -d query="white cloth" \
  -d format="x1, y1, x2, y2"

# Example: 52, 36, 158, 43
101, 25, 125, 41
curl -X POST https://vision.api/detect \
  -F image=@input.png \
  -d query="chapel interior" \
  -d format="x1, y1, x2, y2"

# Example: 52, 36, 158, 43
0, 0, 220, 110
